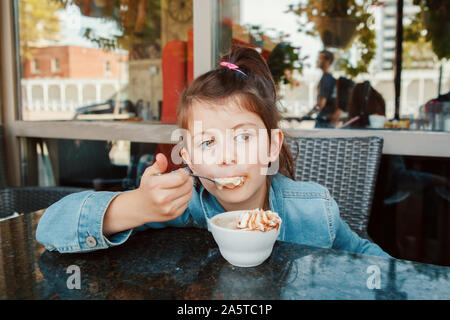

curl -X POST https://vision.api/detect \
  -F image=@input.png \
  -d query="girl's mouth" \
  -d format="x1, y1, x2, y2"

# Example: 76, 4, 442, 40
220, 176, 247, 190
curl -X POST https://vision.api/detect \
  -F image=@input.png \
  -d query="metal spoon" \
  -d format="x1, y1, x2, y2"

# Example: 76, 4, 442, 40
154, 172, 241, 189
153, 172, 222, 187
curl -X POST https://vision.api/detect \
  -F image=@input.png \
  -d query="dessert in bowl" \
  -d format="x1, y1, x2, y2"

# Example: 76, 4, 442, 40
209, 209, 282, 267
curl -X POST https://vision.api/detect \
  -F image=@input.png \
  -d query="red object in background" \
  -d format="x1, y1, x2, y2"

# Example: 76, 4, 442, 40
152, 144, 185, 172
157, 31, 194, 167
187, 29, 194, 85
161, 40, 187, 124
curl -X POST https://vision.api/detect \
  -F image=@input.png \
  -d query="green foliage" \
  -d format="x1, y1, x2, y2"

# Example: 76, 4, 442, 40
407, 0, 450, 60
245, 24, 306, 86
287, 0, 377, 78
19, 0, 63, 59
402, 38, 438, 69
268, 43, 305, 85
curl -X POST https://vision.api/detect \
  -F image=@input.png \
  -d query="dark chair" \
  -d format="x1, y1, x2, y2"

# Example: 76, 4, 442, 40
0, 126, 89, 218
286, 136, 383, 239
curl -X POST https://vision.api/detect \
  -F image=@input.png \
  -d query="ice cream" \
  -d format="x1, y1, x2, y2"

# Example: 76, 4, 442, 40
214, 176, 245, 190
236, 209, 281, 232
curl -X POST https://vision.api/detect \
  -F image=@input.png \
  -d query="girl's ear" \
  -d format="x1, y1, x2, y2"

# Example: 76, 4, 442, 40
268, 129, 284, 162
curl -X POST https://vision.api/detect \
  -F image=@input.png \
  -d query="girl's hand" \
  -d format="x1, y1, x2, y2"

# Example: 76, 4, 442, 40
137, 153, 194, 222
103, 153, 193, 236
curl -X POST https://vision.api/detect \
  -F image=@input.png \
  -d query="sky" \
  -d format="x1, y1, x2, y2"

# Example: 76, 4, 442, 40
58, 3, 120, 48
241, 0, 323, 71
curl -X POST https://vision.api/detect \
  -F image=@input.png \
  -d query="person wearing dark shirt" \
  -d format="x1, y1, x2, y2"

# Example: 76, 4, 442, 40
314, 50, 337, 128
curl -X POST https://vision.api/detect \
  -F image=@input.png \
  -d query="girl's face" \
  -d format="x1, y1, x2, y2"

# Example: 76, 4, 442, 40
180, 99, 283, 211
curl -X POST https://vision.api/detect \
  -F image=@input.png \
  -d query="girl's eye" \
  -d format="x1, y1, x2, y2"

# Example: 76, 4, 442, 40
200, 139, 215, 148
235, 133, 251, 142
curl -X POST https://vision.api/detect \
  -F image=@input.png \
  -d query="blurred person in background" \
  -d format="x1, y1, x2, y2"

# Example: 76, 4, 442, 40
313, 50, 337, 128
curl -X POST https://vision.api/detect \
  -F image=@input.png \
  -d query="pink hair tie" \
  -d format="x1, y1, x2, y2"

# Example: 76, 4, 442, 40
219, 61, 247, 77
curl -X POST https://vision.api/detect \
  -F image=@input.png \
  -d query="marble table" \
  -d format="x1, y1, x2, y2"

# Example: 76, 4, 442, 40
1, 210, 449, 300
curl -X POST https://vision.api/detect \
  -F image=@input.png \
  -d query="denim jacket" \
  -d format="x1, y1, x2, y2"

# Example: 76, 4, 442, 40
36, 170, 390, 258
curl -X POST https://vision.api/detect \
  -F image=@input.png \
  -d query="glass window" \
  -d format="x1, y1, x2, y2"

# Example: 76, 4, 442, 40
37, 138, 159, 191
16, 0, 193, 121
402, 0, 450, 131
34, 138, 185, 191
369, 154, 449, 266
104, 60, 111, 76
51, 58, 60, 73
214, 0, 449, 132
31, 59, 40, 74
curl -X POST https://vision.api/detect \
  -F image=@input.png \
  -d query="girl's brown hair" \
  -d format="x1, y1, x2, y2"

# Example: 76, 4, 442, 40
177, 45, 298, 209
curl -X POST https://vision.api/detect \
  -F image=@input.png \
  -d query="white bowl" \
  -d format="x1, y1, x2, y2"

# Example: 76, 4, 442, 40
208, 210, 281, 267
369, 114, 386, 128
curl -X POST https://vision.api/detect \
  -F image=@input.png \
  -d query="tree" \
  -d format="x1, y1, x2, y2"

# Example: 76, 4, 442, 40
19, 0, 63, 60
287, 0, 377, 78
404, 0, 450, 65
402, 37, 438, 69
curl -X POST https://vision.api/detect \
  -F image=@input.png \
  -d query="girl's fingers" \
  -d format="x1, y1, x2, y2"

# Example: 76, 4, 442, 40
148, 168, 192, 190
142, 153, 168, 177
171, 188, 194, 214
147, 176, 193, 204
165, 178, 194, 202
169, 182, 194, 200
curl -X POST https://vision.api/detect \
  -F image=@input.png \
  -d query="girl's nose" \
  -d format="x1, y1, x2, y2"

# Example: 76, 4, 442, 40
220, 155, 236, 165
217, 142, 237, 166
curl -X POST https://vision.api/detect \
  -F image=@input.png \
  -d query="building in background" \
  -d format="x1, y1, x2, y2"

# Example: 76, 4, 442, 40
21, 46, 128, 120
373, 0, 418, 71
22, 46, 126, 79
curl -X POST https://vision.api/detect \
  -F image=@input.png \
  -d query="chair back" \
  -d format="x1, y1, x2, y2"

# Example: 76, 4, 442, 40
0, 186, 89, 218
286, 136, 383, 239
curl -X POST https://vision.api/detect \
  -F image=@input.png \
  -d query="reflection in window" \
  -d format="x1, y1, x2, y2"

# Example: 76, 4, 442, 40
37, 138, 160, 191
16, 0, 193, 121
215, 0, 449, 132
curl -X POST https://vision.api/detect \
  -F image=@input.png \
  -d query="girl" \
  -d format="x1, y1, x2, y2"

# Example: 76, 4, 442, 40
36, 46, 389, 257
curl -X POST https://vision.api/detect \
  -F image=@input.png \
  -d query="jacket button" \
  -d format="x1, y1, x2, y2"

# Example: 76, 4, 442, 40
86, 235, 97, 248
